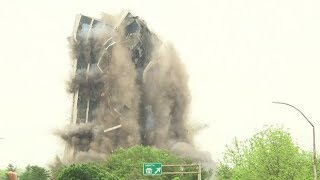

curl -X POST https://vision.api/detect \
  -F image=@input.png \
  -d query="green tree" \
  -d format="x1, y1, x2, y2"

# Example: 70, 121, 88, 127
0, 169, 9, 180
57, 164, 118, 180
217, 127, 319, 179
19, 165, 50, 180
1, 164, 23, 180
104, 145, 211, 180
48, 156, 66, 180
5, 164, 16, 172
56, 145, 212, 179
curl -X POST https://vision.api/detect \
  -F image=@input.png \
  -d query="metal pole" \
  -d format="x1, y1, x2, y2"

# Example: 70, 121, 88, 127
314, 126, 318, 180
161, 164, 200, 178
198, 164, 201, 180
272, 101, 318, 180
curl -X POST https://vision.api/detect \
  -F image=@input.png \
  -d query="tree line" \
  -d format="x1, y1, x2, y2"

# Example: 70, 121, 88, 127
217, 127, 319, 179
1, 127, 316, 179
0, 145, 212, 180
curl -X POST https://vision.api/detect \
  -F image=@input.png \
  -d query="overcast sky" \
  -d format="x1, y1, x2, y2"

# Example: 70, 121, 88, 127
1, 0, 320, 168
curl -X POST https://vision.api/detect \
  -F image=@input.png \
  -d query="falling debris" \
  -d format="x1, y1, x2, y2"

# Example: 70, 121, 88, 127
58, 10, 212, 166
104, 124, 122, 133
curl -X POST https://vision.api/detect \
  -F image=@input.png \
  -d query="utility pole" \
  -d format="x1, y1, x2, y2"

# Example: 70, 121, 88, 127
273, 101, 318, 180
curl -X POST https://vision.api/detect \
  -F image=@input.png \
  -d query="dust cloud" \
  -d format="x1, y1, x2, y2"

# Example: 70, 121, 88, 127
57, 11, 213, 167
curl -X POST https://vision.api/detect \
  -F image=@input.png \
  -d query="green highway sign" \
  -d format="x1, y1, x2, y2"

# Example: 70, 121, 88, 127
143, 162, 162, 175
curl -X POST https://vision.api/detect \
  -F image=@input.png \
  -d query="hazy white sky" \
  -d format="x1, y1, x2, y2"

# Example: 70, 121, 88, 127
1, 0, 320, 168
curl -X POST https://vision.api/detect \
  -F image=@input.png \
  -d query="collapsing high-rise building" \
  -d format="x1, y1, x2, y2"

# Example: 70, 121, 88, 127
70, 11, 159, 126
61, 11, 211, 164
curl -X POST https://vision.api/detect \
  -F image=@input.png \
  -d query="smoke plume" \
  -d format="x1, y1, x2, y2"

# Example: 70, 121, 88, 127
58, 11, 213, 166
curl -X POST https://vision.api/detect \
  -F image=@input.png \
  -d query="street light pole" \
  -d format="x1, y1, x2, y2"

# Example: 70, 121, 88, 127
272, 101, 318, 180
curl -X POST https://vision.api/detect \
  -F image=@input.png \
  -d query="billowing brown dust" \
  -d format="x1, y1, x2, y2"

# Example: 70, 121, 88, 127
57, 12, 213, 167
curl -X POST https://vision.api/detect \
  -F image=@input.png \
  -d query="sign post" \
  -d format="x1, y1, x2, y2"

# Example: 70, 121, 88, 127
143, 163, 162, 175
